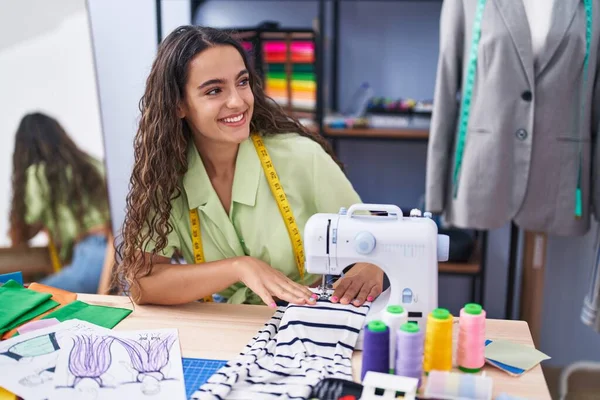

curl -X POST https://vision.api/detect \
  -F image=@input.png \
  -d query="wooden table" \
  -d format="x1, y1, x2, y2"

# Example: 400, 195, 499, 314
78, 294, 551, 399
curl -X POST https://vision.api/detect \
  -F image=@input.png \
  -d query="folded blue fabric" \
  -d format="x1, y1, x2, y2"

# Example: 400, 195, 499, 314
0, 272, 23, 285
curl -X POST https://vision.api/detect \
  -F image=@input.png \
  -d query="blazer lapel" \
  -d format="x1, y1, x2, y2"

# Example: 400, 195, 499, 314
535, 0, 580, 77
493, 0, 535, 87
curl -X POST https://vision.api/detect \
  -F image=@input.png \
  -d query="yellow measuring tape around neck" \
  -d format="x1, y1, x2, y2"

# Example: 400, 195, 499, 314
189, 133, 306, 302
48, 235, 62, 273
251, 133, 305, 280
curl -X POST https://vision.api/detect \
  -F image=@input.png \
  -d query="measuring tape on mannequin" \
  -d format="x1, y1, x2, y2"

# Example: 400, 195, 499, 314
452, 0, 592, 218
575, 0, 593, 218
189, 133, 306, 303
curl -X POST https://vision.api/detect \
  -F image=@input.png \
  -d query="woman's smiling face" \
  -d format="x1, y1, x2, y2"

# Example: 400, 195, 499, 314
178, 44, 254, 144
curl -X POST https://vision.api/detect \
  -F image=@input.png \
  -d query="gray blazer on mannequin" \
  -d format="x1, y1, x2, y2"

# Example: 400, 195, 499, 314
425, 0, 600, 236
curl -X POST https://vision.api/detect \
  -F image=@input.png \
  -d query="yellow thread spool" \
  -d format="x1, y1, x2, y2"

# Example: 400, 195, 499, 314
423, 308, 453, 373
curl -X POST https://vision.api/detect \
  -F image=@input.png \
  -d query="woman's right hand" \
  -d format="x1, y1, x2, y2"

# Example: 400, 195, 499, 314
233, 256, 317, 308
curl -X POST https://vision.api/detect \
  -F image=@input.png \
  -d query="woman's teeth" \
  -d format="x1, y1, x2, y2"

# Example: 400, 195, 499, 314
222, 113, 243, 123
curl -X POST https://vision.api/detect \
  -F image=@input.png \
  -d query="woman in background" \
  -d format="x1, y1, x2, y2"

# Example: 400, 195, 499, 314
9, 112, 111, 293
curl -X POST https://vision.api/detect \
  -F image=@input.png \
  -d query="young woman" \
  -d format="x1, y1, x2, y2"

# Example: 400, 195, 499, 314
116, 26, 383, 308
9, 112, 112, 293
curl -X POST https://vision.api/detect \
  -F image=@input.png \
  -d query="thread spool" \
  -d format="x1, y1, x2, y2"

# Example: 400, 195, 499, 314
361, 320, 389, 380
382, 305, 408, 373
423, 308, 453, 373
395, 322, 423, 387
457, 303, 486, 373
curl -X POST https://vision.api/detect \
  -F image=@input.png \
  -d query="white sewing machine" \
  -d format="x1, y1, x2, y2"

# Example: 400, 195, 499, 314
304, 203, 449, 349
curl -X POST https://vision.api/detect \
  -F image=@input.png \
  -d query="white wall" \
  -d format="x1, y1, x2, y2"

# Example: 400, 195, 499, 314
0, 0, 104, 246
87, 0, 190, 238
86, 0, 157, 237
161, 0, 192, 40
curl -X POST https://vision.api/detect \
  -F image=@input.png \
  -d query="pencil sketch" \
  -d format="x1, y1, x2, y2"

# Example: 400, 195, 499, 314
113, 332, 178, 395
0, 332, 60, 363
68, 335, 115, 388
50, 328, 185, 400
0, 319, 109, 400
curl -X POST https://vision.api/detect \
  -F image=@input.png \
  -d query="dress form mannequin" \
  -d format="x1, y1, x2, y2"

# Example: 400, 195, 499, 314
426, 0, 597, 237
508, 0, 555, 329
522, 0, 555, 61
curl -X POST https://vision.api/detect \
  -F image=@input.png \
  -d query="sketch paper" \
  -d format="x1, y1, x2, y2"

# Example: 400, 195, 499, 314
0, 319, 110, 400
50, 328, 185, 400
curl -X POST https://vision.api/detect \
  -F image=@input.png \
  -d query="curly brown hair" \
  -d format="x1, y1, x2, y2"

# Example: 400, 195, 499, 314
114, 25, 340, 297
9, 112, 110, 258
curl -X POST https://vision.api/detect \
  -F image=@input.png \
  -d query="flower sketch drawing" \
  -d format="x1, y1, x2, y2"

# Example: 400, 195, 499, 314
113, 333, 178, 395
68, 335, 114, 388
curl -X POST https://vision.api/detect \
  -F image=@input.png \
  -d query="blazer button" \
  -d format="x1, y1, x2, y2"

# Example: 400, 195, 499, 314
516, 129, 528, 140
521, 90, 532, 101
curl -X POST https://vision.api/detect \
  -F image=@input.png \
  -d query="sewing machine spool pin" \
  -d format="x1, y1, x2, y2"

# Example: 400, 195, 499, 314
304, 203, 449, 350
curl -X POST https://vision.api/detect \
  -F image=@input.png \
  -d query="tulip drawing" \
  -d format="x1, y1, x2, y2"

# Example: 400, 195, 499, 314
113, 333, 177, 395
68, 335, 114, 389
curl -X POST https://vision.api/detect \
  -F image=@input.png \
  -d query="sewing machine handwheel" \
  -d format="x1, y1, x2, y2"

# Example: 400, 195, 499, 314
355, 231, 376, 254
347, 203, 403, 218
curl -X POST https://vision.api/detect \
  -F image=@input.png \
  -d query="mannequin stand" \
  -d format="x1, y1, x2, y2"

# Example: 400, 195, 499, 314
505, 223, 520, 319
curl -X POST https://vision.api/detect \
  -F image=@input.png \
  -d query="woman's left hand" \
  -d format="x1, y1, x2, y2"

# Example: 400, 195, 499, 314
330, 263, 383, 307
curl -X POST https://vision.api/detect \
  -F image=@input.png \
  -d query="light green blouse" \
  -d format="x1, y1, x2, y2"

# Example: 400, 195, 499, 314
24, 158, 110, 263
143, 133, 362, 304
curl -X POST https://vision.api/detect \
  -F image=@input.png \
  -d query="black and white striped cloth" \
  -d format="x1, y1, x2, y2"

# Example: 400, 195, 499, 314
192, 299, 370, 400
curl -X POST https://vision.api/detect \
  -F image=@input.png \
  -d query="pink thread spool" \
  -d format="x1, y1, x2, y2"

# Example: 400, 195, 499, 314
457, 303, 486, 373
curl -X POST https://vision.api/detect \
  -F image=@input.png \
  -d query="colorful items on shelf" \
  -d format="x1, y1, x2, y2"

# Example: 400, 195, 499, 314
367, 96, 433, 115
325, 115, 370, 130
263, 40, 316, 111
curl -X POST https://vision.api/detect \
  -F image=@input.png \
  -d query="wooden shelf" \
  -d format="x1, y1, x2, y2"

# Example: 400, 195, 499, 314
438, 238, 483, 275
0, 246, 53, 282
323, 127, 429, 140
439, 260, 480, 275
260, 31, 315, 40
290, 110, 315, 120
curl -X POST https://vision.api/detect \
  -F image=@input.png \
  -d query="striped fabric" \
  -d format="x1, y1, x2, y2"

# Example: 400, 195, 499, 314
581, 225, 600, 333
193, 299, 369, 400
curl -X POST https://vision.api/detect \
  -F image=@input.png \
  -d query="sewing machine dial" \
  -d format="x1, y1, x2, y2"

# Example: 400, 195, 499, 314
354, 231, 376, 254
